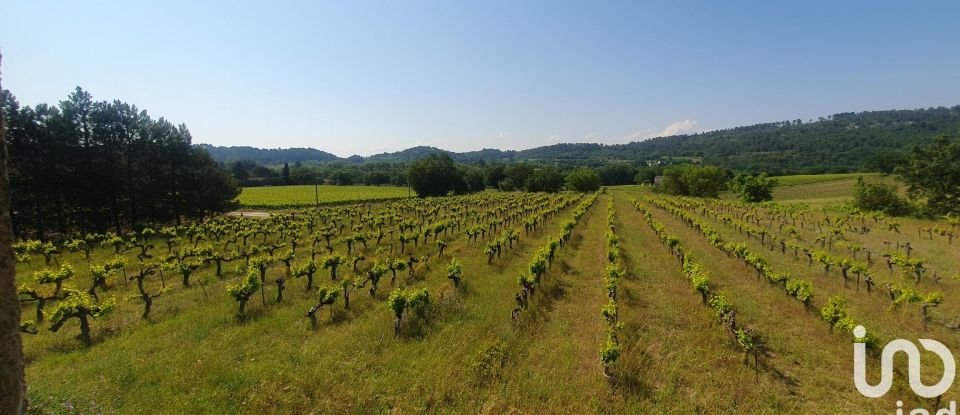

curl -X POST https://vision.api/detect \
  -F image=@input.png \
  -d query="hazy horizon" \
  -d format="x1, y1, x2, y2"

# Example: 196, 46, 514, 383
3, 0, 959, 157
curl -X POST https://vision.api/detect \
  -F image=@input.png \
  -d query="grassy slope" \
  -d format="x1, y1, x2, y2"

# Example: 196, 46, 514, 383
771, 173, 877, 187
720, 173, 899, 206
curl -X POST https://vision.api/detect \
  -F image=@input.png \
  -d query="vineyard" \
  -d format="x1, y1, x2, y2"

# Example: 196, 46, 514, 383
15, 184, 960, 413
236, 185, 410, 208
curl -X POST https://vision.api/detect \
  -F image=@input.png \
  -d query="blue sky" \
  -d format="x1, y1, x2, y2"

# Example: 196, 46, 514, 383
2, 1, 959, 157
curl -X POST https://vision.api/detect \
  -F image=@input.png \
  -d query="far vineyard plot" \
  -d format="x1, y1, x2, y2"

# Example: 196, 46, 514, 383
236, 184, 410, 208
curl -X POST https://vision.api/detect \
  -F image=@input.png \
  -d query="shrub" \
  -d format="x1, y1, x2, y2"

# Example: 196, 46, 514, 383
851, 177, 910, 215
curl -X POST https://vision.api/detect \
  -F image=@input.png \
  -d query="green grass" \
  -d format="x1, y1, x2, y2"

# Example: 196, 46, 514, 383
771, 173, 880, 187
236, 185, 410, 208
610, 186, 960, 412
719, 173, 900, 207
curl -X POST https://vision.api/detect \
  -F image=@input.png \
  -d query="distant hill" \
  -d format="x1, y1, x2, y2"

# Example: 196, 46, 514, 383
197, 144, 339, 164
198, 106, 960, 174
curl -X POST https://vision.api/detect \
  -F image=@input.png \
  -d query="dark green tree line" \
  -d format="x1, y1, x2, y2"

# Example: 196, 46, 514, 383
1, 87, 240, 238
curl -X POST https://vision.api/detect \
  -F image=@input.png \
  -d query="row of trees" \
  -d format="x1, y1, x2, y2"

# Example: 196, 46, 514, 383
228, 154, 667, 191
406, 153, 606, 196
227, 160, 409, 187
1, 87, 240, 238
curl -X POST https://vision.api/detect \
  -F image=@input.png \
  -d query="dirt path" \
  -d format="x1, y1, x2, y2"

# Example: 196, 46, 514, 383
224, 210, 271, 218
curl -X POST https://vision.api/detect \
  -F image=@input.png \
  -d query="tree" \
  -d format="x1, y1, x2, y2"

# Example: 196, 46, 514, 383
728, 173, 777, 203
598, 163, 637, 186
851, 176, 910, 215
501, 163, 533, 191
896, 134, 960, 215
463, 167, 486, 192
407, 153, 463, 197
484, 164, 506, 188
634, 167, 658, 185
659, 164, 727, 198
2, 86, 240, 237
565, 168, 601, 192
0, 52, 28, 414
526, 166, 564, 193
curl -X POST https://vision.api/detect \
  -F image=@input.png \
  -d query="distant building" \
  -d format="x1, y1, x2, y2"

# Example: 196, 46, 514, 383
653, 175, 664, 186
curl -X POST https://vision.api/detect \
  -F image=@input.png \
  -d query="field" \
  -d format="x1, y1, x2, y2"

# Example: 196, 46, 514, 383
770, 173, 878, 187
720, 173, 899, 206
15, 181, 960, 414
236, 185, 410, 208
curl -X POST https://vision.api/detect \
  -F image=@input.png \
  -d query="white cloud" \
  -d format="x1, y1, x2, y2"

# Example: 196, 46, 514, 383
651, 120, 698, 138
625, 119, 700, 142
497, 131, 509, 138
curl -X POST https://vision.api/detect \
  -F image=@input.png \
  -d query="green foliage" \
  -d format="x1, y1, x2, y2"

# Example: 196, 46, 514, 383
33, 264, 75, 287
322, 254, 346, 278
896, 134, 960, 215
691, 274, 710, 299
728, 173, 777, 203
604, 265, 620, 299
565, 167, 602, 192
388, 287, 431, 334
851, 176, 910, 215
517, 273, 536, 291
659, 164, 727, 198
601, 299, 618, 324
4, 87, 240, 236
786, 279, 813, 304
407, 153, 467, 197
529, 252, 548, 280
735, 328, 756, 352
598, 163, 638, 186
599, 329, 621, 367
525, 166, 565, 193
292, 261, 318, 278
47, 289, 115, 344
388, 289, 408, 317
227, 271, 261, 301
708, 294, 733, 323
820, 295, 851, 329
203, 106, 960, 177
446, 257, 463, 287
48, 289, 115, 321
